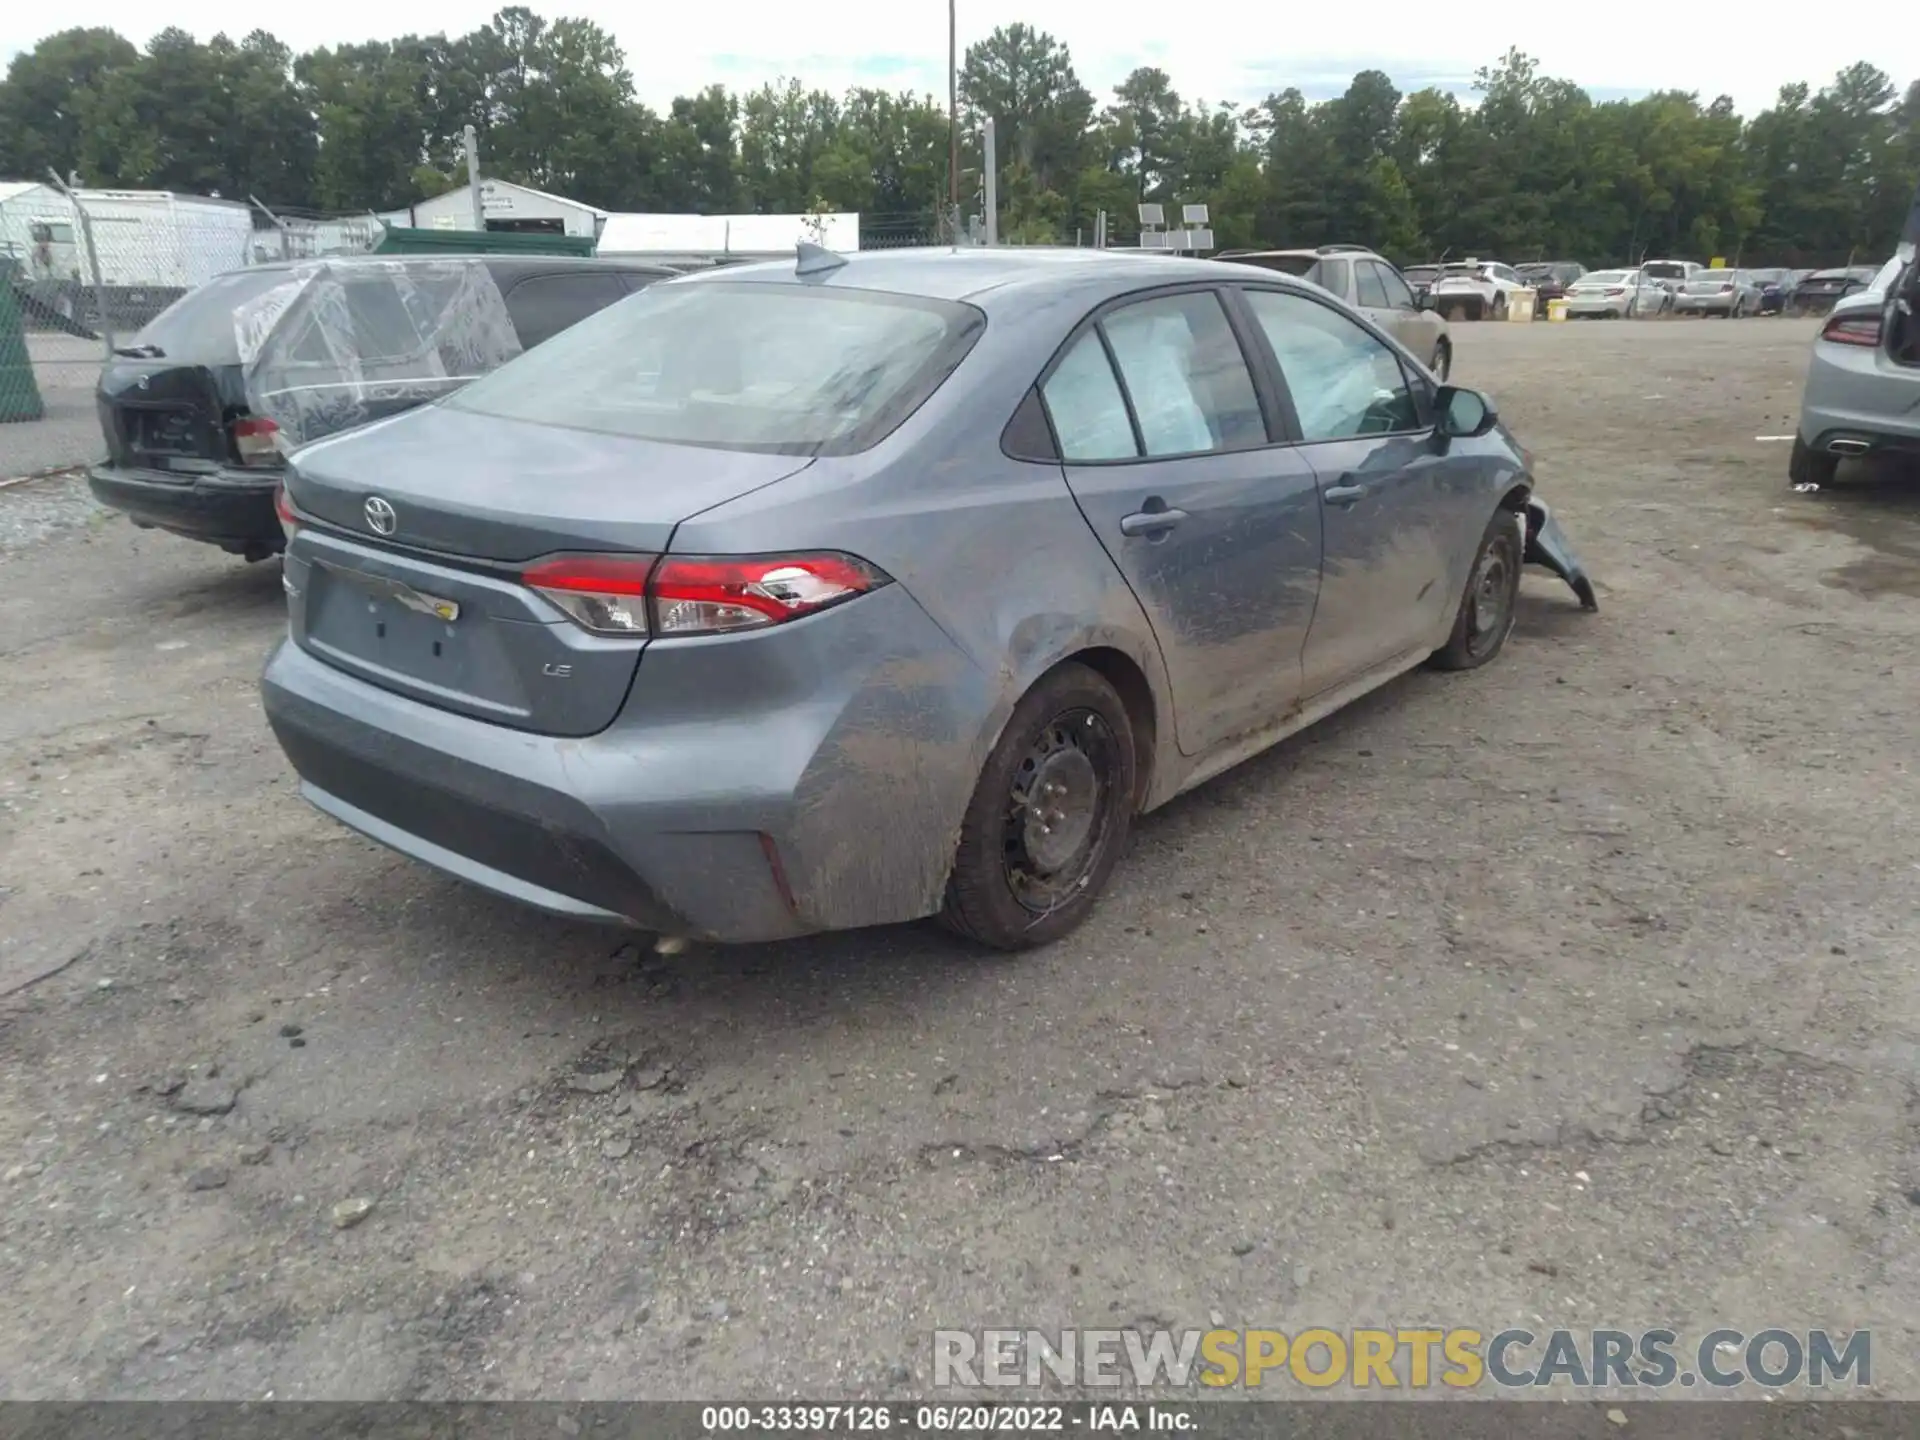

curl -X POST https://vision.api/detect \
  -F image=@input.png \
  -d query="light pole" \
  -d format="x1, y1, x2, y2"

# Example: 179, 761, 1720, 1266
948, 0, 958, 235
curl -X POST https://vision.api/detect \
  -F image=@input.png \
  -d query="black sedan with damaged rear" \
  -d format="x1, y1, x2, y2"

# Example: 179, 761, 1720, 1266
87, 254, 673, 561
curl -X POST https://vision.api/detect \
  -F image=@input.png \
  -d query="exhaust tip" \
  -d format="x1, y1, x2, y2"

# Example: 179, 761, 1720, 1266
1827, 438, 1871, 455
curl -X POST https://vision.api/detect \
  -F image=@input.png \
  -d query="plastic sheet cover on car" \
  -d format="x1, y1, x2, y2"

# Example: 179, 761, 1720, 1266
233, 259, 523, 455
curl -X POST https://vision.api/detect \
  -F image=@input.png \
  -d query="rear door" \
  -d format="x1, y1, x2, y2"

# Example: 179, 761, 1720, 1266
1238, 286, 1461, 697
502, 271, 634, 348
1042, 287, 1323, 755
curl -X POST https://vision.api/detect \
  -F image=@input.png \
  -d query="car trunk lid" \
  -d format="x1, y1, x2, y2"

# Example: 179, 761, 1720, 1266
282, 404, 813, 736
97, 357, 244, 474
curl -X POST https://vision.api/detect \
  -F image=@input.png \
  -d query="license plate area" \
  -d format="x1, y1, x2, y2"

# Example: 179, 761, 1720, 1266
304, 561, 532, 721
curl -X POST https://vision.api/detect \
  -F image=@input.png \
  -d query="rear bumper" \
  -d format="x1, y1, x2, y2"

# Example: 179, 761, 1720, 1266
1673, 297, 1736, 314
88, 464, 283, 556
260, 583, 992, 944
1431, 291, 1491, 319
1798, 343, 1920, 456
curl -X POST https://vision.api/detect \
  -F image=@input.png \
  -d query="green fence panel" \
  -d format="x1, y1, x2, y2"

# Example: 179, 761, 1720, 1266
0, 263, 50, 425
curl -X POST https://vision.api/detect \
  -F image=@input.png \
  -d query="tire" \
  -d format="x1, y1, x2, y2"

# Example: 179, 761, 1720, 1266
1430, 511, 1522, 672
1788, 435, 1838, 489
1491, 294, 1509, 321
939, 663, 1137, 950
1429, 340, 1451, 382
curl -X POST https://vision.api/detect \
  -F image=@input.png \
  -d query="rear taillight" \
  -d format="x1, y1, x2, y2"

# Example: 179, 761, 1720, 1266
524, 553, 658, 636
1720, 284, 1733, 293
1605, 287, 1625, 296
1820, 313, 1882, 348
523, 551, 889, 638
232, 416, 282, 468
652, 554, 888, 634
273, 484, 299, 541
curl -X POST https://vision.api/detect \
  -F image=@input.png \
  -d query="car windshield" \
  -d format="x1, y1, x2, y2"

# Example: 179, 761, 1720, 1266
445, 279, 984, 457
1580, 272, 1630, 285
1403, 266, 1439, 281
126, 268, 297, 363
1692, 270, 1735, 283
1641, 263, 1686, 279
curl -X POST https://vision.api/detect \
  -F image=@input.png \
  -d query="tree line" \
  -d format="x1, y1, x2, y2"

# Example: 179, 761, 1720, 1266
2, 10, 1915, 266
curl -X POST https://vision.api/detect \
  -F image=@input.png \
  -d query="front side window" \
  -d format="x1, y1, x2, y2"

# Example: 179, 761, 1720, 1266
1099, 291, 1267, 458
1375, 264, 1417, 309
1242, 289, 1420, 443
1354, 263, 1391, 308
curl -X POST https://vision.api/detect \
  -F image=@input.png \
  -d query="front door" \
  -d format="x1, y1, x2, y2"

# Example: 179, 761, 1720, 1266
1239, 287, 1456, 698
1043, 289, 1324, 755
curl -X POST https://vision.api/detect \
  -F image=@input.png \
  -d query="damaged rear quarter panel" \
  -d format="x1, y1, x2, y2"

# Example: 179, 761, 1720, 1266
664, 306, 1177, 927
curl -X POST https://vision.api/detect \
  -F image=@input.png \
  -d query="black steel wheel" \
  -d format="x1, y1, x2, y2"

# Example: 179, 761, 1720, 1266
1789, 435, 1838, 490
1431, 511, 1522, 672
940, 663, 1136, 950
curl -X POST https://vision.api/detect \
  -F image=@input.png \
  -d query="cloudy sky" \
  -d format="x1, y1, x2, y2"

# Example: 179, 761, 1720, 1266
3, 0, 1904, 119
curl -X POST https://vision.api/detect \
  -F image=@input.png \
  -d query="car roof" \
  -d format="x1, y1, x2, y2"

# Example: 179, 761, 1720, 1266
669, 245, 1315, 307
223, 253, 677, 280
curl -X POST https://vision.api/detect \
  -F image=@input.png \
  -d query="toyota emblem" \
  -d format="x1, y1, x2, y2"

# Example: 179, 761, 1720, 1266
364, 496, 398, 536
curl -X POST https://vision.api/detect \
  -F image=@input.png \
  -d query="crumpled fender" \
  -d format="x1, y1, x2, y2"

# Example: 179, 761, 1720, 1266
1522, 498, 1599, 612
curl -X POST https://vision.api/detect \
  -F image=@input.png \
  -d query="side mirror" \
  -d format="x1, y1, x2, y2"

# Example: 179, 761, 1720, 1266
1436, 385, 1498, 439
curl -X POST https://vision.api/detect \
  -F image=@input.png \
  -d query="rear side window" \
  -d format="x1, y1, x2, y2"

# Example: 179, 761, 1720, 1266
504, 272, 632, 348
1314, 258, 1350, 296
447, 281, 983, 456
127, 268, 292, 363
1041, 333, 1138, 461
1100, 292, 1266, 457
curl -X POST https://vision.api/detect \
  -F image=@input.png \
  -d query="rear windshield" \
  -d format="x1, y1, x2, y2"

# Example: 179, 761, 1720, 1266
1641, 262, 1687, 278
1220, 253, 1319, 277
1403, 266, 1439, 281
1581, 271, 1630, 284
1693, 270, 1735, 282
445, 280, 985, 456
126, 268, 292, 363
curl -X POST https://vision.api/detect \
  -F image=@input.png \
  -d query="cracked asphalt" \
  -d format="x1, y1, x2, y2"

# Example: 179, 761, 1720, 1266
2, 315, 1919, 1401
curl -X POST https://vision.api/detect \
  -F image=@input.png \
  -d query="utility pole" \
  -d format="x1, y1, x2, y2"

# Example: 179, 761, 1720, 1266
947, 0, 959, 237
463, 125, 484, 231
982, 117, 998, 246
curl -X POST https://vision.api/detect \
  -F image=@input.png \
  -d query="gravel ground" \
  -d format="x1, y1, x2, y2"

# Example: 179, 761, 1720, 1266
0, 334, 109, 482
2, 316, 1918, 1403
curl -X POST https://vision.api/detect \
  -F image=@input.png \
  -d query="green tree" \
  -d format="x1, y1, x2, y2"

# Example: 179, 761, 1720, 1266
0, 28, 139, 182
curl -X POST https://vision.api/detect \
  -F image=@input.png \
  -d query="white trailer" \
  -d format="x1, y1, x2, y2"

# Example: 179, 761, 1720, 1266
0, 186, 258, 332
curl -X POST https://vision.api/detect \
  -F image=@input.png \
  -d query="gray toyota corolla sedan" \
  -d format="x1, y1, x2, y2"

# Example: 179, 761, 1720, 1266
263, 245, 1597, 950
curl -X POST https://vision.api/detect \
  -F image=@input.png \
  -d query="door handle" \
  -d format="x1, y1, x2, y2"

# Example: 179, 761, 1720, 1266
1119, 505, 1189, 537
1323, 483, 1367, 507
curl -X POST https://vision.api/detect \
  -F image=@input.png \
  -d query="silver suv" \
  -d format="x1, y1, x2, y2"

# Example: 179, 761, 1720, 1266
1215, 244, 1454, 380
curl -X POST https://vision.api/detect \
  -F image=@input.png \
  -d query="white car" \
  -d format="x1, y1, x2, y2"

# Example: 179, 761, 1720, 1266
1638, 259, 1700, 299
1427, 259, 1527, 321
1562, 268, 1669, 319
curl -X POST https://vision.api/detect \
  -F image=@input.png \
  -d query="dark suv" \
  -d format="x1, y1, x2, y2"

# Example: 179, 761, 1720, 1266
89, 254, 675, 561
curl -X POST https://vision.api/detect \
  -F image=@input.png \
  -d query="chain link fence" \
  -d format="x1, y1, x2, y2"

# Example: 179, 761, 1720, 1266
0, 189, 381, 481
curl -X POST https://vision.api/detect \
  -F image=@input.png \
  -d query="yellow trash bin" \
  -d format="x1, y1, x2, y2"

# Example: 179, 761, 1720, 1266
1547, 298, 1569, 322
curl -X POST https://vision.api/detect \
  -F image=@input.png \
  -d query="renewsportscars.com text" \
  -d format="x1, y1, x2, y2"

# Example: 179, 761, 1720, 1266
932, 1327, 1870, 1390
